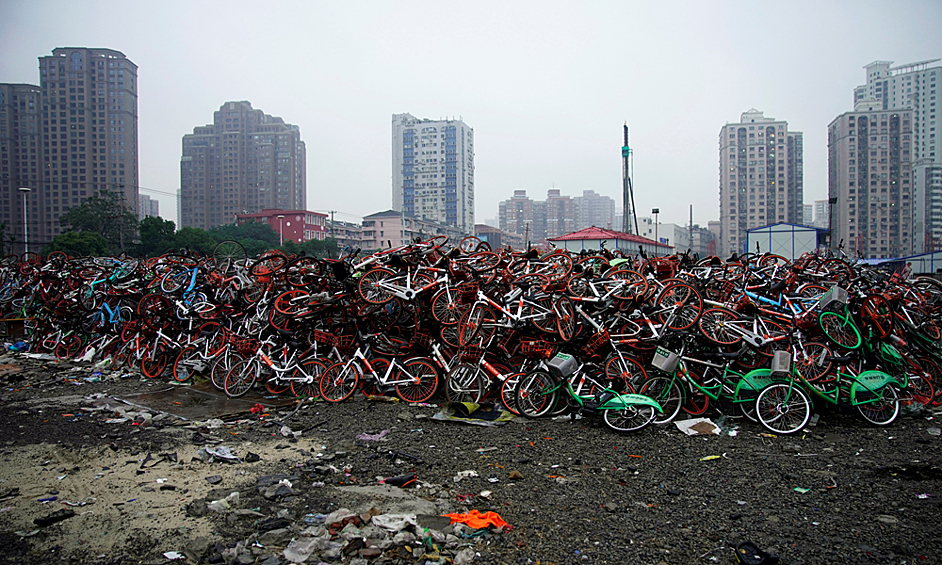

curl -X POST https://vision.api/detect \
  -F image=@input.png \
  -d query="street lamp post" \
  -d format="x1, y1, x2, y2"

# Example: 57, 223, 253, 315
18, 187, 31, 255
277, 215, 285, 247
652, 208, 660, 256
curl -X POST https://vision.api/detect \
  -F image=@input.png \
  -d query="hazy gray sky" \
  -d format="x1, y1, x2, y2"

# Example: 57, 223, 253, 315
2, 0, 940, 228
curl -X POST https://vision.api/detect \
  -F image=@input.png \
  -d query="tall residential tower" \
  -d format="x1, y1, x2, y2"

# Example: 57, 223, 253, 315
181, 101, 306, 230
392, 113, 474, 234
2, 48, 138, 252
718, 109, 803, 257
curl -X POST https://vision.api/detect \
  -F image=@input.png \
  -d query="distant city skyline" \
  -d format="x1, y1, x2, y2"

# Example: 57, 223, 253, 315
1, 1, 940, 235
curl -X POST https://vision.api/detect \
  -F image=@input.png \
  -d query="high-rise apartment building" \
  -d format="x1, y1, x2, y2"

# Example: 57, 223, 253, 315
574, 190, 617, 231
853, 60, 941, 253
718, 109, 803, 257
813, 199, 830, 228
138, 194, 159, 220
181, 101, 305, 230
828, 105, 913, 259
2, 48, 138, 252
0, 83, 42, 254
392, 113, 474, 234
499, 188, 617, 244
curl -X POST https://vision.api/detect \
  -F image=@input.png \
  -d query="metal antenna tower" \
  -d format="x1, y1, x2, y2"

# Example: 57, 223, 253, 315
621, 124, 639, 235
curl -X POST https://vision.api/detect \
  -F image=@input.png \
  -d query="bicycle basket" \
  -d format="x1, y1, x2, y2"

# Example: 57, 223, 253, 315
582, 329, 611, 356
771, 350, 791, 376
334, 334, 356, 351
236, 338, 260, 356
547, 352, 578, 378
458, 346, 484, 363
818, 286, 848, 311
410, 332, 434, 350
311, 330, 335, 347
456, 281, 479, 304
520, 339, 554, 359
652, 347, 680, 373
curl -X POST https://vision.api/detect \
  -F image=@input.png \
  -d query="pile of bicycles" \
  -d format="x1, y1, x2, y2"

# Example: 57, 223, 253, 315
3, 237, 940, 434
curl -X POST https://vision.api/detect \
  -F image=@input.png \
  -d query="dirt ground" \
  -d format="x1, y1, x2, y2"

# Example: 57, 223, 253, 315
0, 353, 940, 565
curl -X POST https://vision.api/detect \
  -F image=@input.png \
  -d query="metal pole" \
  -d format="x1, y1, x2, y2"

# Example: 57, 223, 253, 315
652, 208, 660, 256
277, 214, 285, 246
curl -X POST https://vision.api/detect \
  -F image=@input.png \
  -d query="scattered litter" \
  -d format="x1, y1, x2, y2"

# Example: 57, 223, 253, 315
163, 551, 184, 560
675, 418, 721, 436
206, 492, 240, 512
283, 537, 318, 562
197, 446, 241, 463
356, 429, 390, 441
432, 402, 514, 427
34, 508, 75, 527
15, 529, 40, 538
443, 509, 510, 530
793, 487, 810, 493
453, 470, 479, 483
699, 455, 721, 461
366, 394, 400, 403
280, 425, 301, 438
104, 418, 128, 424
36, 496, 57, 503
371, 513, 418, 531
927, 427, 941, 436
916, 493, 931, 499
380, 472, 417, 488
476, 446, 498, 453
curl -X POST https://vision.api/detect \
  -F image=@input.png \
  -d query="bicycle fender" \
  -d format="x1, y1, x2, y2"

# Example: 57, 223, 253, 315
737, 368, 777, 393
850, 370, 901, 398
602, 393, 663, 413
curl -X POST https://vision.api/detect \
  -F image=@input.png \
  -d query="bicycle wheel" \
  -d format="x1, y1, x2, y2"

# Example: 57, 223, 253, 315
698, 308, 742, 345
457, 304, 484, 347
396, 358, 439, 403
172, 346, 199, 382
860, 294, 894, 339
267, 376, 291, 395
274, 289, 309, 316
431, 287, 467, 325
319, 362, 361, 402
515, 370, 558, 418
224, 358, 260, 398
682, 390, 710, 415
160, 270, 189, 294
210, 351, 242, 390
604, 354, 648, 390
656, 282, 702, 330
602, 402, 657, 433
141, 343, 170, 378
638, 375, 683, 425
212, 240, 246, 272
819, 311, 862, 350
755, 383, 812, 435
500, 373, 523, 415
795, 342, 834, 383
856, 385, 900, 426
358, 268, 395, 305
289, 359, 328, 399
445, 363, 486, 403
56, 334, 85, 360
138, 294, 175, 331
607, 269, 648, 301
555, 296, 576, 342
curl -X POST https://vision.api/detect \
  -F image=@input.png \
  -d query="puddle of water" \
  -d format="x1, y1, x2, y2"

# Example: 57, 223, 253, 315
115, 381, 296, 420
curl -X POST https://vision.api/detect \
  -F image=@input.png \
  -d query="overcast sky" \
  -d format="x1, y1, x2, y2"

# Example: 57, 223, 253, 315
2, 0, 940, 228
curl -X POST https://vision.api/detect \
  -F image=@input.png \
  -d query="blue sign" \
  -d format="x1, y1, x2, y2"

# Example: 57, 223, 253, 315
659, 237, 669, 244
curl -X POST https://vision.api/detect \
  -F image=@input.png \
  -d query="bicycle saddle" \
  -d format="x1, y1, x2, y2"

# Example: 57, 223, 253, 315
735, 541, 779, 565
826, 355, 853, 363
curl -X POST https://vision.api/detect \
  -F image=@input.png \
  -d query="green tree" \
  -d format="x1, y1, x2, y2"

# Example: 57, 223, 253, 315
59, 189, 137, 251
135, 216, 177, 257
44, 231, 112, 257
207, 222, 278, 245
173, 227, 217, 255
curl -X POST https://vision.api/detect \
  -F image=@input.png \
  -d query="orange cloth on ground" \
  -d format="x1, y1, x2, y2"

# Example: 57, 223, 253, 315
442, 509, 509, 529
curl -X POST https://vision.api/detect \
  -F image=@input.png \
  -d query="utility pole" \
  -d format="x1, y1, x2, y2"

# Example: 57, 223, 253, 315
329, 210, 336, 238
621, 124, 638, 235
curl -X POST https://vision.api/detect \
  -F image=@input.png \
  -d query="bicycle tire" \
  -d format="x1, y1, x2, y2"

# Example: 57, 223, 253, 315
289, 359, 328, 399
697, 307, 742, 345
607, 269, 648, 301
224, 358, 260, 397
212, 240, 247, 272
160, 270, 188, 294
267, 377, 291, 395
819, 311, 862, 350
172, 346, 199, 382
755, 383, 812, 435
396, 358, 439, 403
319, 362, 360, 402
860, 294, 894, 339
856, 385, 900, 426
515, 370, 558, 418
604, 354, 648, 390
141, 343, 170, 378
445, 363, 486, 404
602, 402, 657, 433
682, 390, 710, 415
430, 287, 466, 325
358, 268, 395, 305
56, 334, 85, 360
795, 342, 834, 383
274, 289, 309, 316
138, 294, 174, 331
210, 351, 243, 391
555, 296, 576, 342
500, 373, 523, 415
656, 282, 702, 330
249, 252, 288, 276
638, 375, 683, 425
457, 304, 484, 347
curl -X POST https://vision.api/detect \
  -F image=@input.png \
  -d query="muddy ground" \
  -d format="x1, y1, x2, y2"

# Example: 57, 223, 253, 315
0, 353, 939, 565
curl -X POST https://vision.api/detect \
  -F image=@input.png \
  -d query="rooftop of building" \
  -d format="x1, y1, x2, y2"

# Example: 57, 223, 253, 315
548, 226, 671, 248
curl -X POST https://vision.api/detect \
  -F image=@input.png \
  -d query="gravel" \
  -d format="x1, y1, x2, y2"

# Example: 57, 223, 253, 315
0, 354, 939, 564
